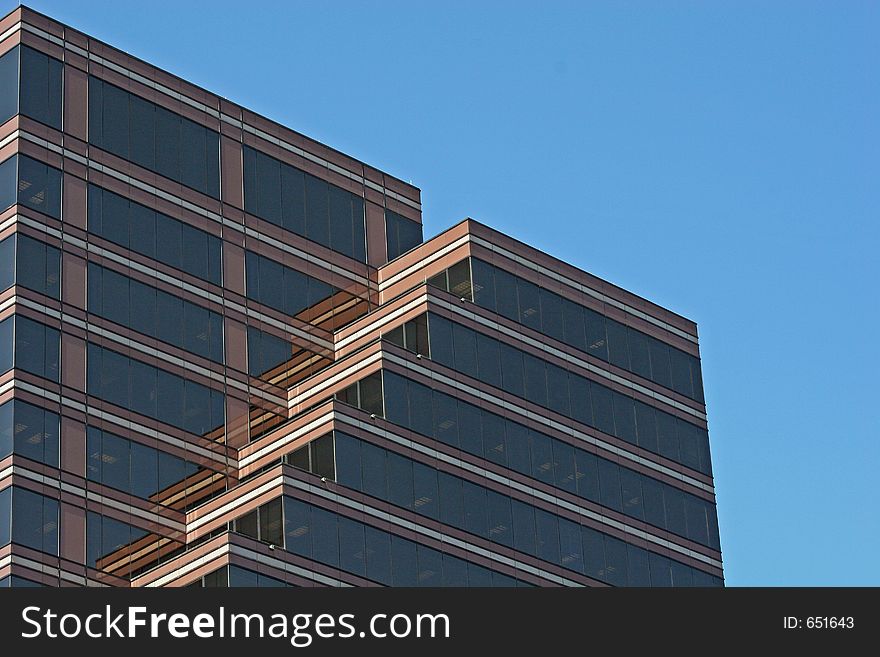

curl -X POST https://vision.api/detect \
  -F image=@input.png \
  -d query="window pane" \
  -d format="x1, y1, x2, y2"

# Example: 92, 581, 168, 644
179, 119, 208, 194
606, 320, 629, 370
20, 47, 63, 129
0, 47, 18, 126
575, 449, 600, 503
155, 106, 180, 184
260, 498, 284, 546
612, 394, 636, 444
535, 508, 561, 565
438, 471, 463, 528
310, 506, 339, 568
364, 525, 392, 585
481, 410, 507, 467
505, 421, 531, 475
670, 347, 694, 398
552, 440, 577, 493
281, 163, 306, 236
328, 185, 353, 258
427, 313, 454, 368
338, 516, 366, 577
130, 441, 159, 499
517, 278, 541, 330
499, 342, 525, 397
311, 434, 335, 480
529, 429, 554, 485
0, 317, 11, 374
305, 174, 329, 247
360, 441, 387, 499
494, 267, 519, 321
598, 458, 623, 512
462, 480, 487, 538
0, 236, 14, 292
628, 328, 652, 379
470, 258, 496, 312
446, 259, 472, 300
387, 451, 414, 510
390, 534, 418, 586
451, 322, 478, 379
381, 370, 408, 426
511, 499, 536, 556
561, 297, 586, 352
129, 95, 156, 172
591, 384, 615, 435
283, 497, 311, 559
486, 489, 513, 547
634, 401, 659, 454
432, 391, 459, 449
18, 155, 61, 219
583, 308, 608, 361
412, 461, 439, 520
619, 468, 644, 521
648, 339, 672, 389
522, 353, 548, 407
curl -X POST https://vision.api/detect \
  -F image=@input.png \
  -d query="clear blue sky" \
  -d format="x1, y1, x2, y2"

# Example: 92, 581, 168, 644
11, 1, 878, 585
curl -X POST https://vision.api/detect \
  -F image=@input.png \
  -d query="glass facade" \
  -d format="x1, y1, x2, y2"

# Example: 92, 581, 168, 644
86, 426, 211, 509
86, 343, 225, 437
0, 45, 63, 129
0, 314, 60, 382
380, 371, 719, 549
431, 258, 705, 403
88, 77, 220, 198
328, 428, 719, 586
0, 154, 62, 219
0, 398, 59, 466
243, 146, 367, 262
235, 496, 529, 586
245, 250, 334, 319
0, 486, 59, 556
246, 326, 293, 378
88, 263, 224, 363
88, 184, 222, 285
192, 564, 291, 587
385, 209, 423, 261
4, 18, 720, 588
426, 313, 712, 474
0, 233, 62, 299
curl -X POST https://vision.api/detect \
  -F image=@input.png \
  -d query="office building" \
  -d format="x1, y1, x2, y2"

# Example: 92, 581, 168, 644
0, 5, 722, 587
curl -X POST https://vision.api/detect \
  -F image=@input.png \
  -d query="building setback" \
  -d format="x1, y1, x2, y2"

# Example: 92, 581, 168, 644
0, 5, 722, 587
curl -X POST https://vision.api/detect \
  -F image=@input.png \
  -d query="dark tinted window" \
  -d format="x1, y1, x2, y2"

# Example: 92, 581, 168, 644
89, 77, 220, 198
87, 343, 225, 436
385, 209, 423, 261
19, 46, 63, 129
0, 399, 59, 467
86, 511, 150, 573
427, 313, 712, 475
377, 370, 721, 550
243, 146, 367, 261
0, 155, 62, 219
12, 315, 60, 381
0, 46, 63, 129
15, 233, 61, 299
280, 496, 529, 587
0, 155, 15, 213
245, 250, 342, 321
88, 185, 222, 285
0, 46, 17, 126
449, 258, 706, 403
9, 487, 58, 555
88, 263, 224, 363
247, 326, 293, 377
86, 426, 204, 508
